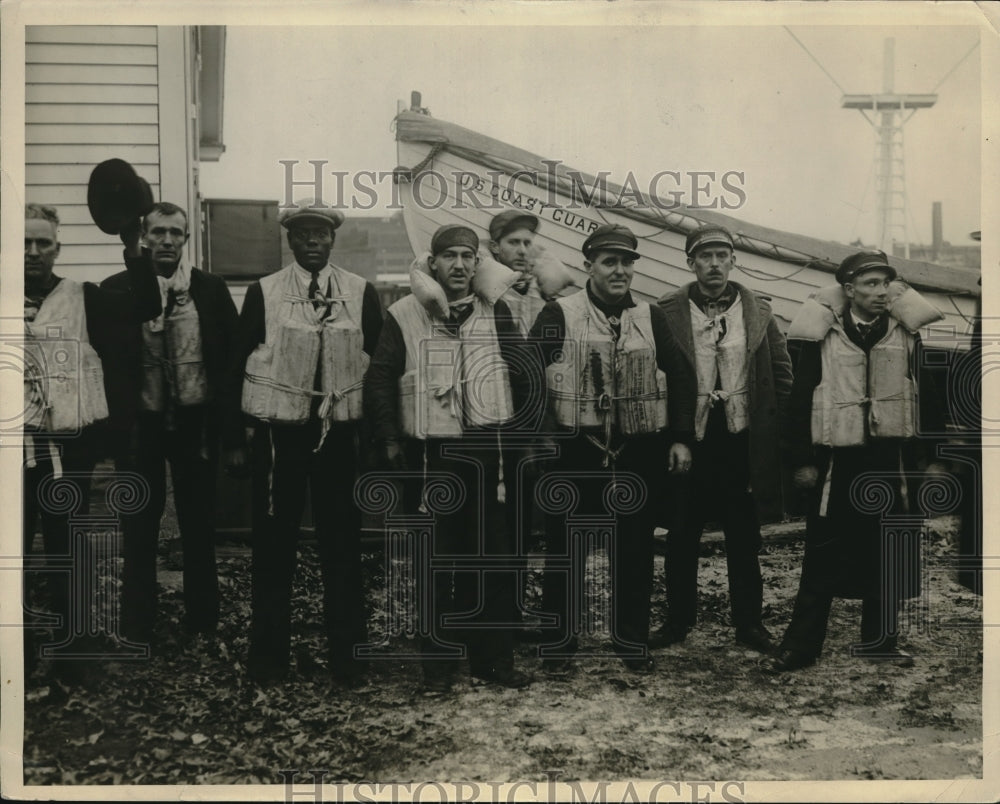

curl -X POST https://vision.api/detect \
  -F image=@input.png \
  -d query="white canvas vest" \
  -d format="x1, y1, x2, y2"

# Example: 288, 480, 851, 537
24, 279, 109, 432
140, 293, 208, 411
690, 295, 750, 440
390, 292, 514, 439
811, 318, 916, 447
241, 263, 368, 424
546, 292, 667, 435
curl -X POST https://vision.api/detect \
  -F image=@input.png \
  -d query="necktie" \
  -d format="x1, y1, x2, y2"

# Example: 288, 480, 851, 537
308, 274, 321, 312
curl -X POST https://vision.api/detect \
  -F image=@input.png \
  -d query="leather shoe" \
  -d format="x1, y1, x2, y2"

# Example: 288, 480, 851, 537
854, 647, 915, 667
762, 649, 815, 674
648, 626, 689, 649
735, 624, 776, 655
541, 657, 575, 678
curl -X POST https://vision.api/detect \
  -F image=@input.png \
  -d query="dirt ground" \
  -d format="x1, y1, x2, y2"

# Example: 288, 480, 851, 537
20, 516, 981, 785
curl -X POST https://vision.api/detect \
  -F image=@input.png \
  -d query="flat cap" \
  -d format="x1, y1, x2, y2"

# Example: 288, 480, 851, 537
685, 225, 735, 256
279, 198, 345, 231
489, 209, 539, 242
582, 224, 640, 260
431, 224, 479, 256
835, 250, 897, 285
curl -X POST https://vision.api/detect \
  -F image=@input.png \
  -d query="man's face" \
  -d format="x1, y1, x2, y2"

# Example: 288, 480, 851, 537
490, 227, 534, 273
688, 245, 735, 298
586, 249, 635, 304
287, 222, 334, 272
25, 217, 60, 287
845, 268, 892, 320
430, 246, 477, 299
143, 210, 189, 274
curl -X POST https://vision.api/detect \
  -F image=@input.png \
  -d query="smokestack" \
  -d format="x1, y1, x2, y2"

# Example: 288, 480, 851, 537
932, 202, 943, 261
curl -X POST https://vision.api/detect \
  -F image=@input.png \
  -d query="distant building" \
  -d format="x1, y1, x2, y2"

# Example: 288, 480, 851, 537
891, 242, 980, 272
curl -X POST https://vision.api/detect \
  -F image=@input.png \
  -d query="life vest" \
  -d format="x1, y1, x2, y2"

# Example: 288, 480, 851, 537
24, 279, 109, 432
690, 295, 749, 440
241, 264, 368, 424
811, 318, 916, 446
140, 292, 208, 411
390, 292, 514, 439
546, 292, 667, 436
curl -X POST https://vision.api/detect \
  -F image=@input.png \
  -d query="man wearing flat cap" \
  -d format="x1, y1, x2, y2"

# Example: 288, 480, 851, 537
489, 209, 546, 335
229, 198, 384, 686
766, 250, 947, 672
656, 224, 793, 655
528, 224, 696, 675
23, 202, 160, 680
364, 223, 532, 692
102, 201, 240, 652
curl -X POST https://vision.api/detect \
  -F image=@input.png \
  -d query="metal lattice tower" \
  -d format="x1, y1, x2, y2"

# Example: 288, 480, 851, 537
841, 39, 936, 258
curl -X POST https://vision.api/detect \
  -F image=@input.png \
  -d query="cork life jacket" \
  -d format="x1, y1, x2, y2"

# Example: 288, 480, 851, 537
140, 289, 208, 411
787, 282, 941, 447
502, 279, 546, 337
390, 292, 514, 439
546, 291, 667, 437
241, 263, 368, 424
24, 278, 109, 432
690, 294, 749, 440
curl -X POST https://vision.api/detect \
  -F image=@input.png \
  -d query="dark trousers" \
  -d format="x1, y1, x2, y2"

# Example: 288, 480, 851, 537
23, 432, 97, 665
419, 438, 518, 679
248, 420, 366, 678
664, 426, 763, 631
780, 548, 900, 658
540, 434, 660, 653
117, 408, 220, 642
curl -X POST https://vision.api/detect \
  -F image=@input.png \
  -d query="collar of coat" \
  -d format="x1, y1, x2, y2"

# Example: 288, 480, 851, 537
657, 281, 772, 368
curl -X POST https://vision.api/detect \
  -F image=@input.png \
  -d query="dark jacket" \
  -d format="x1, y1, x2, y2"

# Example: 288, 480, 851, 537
100, 257, 240, 444
657, 281, 793, 523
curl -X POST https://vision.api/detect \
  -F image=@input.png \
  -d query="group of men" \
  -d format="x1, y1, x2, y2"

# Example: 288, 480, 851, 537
23, 194, 946, 691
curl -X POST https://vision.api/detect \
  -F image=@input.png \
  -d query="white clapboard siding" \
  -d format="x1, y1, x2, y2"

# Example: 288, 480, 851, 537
26, 104, 159, 125
26, 124, 159, 145
26, 26, 158, 46
25, 25, 165, 278
26, 43, 158, 65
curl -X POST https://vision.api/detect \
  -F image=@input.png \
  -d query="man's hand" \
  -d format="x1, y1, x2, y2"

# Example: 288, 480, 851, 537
120, 217, 143, 257
668, 442, 692, 475
225, 446, 250, 479
793, 465, 819, 489
924, 461, 950, 477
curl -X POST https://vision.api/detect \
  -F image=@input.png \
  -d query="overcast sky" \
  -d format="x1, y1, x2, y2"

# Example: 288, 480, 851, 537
200, 21, 982, 249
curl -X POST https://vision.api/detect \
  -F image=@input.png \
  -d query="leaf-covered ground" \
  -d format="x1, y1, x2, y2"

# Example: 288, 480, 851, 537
20, 516, 981, 785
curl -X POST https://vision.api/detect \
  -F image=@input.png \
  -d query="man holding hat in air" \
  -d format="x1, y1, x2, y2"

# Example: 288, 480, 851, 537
364, 223, 532, 692
766, 250, 946, 672
23, 201, 160, 678
529, 224, 695, 675
656, 224, 793, 655
229, 199, 383, 686
102, 201, 240, 652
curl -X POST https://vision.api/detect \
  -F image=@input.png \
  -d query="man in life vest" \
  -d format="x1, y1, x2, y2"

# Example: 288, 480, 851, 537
23, 203, 160, 678
766, 250, 947, 672
364, 223, 532, 692
101, 202, 240, 651
490, 209, 545, 335
229, 199, 384, 687
528, 224, 696, 675
656, 225, 793, 654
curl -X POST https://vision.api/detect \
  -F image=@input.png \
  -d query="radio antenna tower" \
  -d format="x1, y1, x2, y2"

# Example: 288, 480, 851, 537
841, 39, 936, 259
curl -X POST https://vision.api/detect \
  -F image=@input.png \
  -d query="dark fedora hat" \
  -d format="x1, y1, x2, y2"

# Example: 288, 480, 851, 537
87, 158, 155, 235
